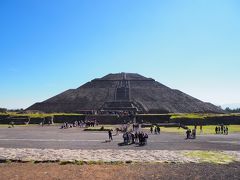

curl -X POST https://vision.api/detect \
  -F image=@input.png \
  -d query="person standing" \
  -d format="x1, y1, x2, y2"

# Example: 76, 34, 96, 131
186, 129, 191, 139
200, 125, 203, 134
150, 126, 153, 134
108, 129, 113, 141
157, 126, 161, 134
226, 126, 229, 135
131, 133, 135, 144
221, 125, 224, 134
192, 128, 196, 139
215, 126, 218, 134
10, 121, 14, 128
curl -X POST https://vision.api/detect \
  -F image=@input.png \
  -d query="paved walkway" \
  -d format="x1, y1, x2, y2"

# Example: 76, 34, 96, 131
0, 126, 239, 150
0, 126, 240, 163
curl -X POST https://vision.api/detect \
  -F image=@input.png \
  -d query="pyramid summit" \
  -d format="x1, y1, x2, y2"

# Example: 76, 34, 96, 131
27, 73, 224, 113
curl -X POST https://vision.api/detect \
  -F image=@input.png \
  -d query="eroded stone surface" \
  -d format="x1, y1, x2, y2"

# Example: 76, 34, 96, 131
0, 148, 239, 163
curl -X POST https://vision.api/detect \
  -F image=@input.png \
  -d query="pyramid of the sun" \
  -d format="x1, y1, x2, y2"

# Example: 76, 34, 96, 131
27, 73, 224, 113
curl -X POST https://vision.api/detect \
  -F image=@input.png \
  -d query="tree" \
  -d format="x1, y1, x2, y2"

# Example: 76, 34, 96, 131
225, 107, 240, 113
0, 108, 7, 113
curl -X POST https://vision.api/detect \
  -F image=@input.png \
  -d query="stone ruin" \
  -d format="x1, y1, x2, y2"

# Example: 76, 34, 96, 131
27, 73, 224, 114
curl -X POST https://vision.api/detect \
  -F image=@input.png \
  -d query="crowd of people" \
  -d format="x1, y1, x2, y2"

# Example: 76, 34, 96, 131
77, 110, 136, 116
95, 110, 136, 117
150, 126, 161, 134
186, 128, 196, 139
215, 125, 229, 135
107, 123, 149, 146
60, 120, 98, 129
122, 131, 148, 146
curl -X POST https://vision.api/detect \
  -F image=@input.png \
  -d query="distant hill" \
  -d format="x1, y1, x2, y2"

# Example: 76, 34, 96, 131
27, 73, 225, 114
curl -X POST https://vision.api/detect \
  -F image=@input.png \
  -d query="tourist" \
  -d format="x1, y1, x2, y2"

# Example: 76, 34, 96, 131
157, 126, 161, 134
127, 132, 131, 144
144, 133, 148, 144
218, 126, 221, 134
108, 129, 113, 141
215, 126, 218, 134
221, 124, 224, 134
131, 133, 135, 144
134, 132, 139, 144
154, 127, 157, 134
192, 128, 196, 139
186, 129, 191, 139
138, 132, 143, 145
150, 126, 153, 134
223, 126, 226, 135
200, 125, 203, 134
123, 132, 127, 144
10, 121, 14, 128
226, 126, 229, 135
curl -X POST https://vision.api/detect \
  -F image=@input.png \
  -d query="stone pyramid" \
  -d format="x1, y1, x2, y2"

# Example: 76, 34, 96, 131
27, 73, 224, 113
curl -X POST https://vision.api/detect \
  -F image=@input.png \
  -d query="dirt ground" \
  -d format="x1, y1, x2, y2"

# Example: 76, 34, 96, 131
0, 162, 239, 180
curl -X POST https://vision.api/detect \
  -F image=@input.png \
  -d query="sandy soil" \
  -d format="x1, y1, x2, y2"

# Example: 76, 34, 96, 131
0, 163, 239, 180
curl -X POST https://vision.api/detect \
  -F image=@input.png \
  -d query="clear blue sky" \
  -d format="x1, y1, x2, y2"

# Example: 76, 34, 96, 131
0, 0, 240, 109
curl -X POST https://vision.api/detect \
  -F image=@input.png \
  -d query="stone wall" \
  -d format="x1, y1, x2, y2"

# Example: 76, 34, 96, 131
53, 115, 86, 124
170, 115, 240, 125
0, 114, 240, 125
136, 115, 171, 124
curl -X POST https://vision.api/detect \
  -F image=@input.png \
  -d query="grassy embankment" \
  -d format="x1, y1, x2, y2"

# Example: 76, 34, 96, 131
1, 112, 240, 133
170, 113, 240, 119
157, 125, 240, 135
0, 112, 83, 118
141, 113, 240, 134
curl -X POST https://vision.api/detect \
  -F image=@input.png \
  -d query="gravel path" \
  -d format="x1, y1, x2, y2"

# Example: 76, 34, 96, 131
0, 148, 239, 163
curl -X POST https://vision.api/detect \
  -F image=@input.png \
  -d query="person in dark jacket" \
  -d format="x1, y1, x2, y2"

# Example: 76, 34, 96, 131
108, 130, 113, 141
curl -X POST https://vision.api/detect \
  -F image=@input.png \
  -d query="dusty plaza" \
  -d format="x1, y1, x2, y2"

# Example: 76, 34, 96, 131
0, 124, 239, 179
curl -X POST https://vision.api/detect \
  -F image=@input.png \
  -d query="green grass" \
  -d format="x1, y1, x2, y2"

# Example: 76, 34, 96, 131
170, 113, 240, 119
159, 127, 186, 134
1, 112, 240, 119
0, 112, 84, 118
144, 125, 240, 135
184, 151, 236, 164
170, 113, 206, 119
142, 126, 186, 134
188, 125, 240, 135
